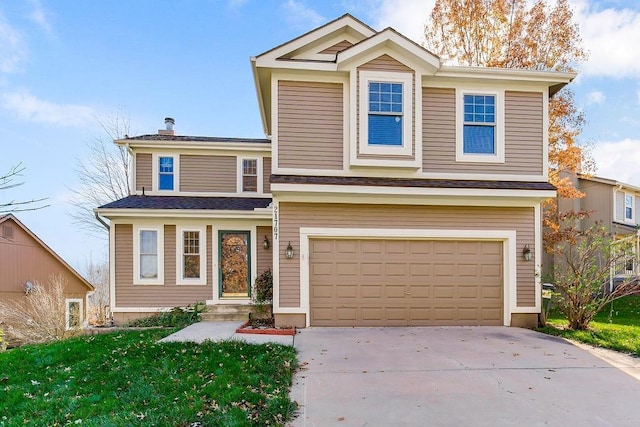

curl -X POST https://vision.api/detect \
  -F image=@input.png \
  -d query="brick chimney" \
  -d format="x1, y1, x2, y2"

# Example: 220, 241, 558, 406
158, 117, 175, 136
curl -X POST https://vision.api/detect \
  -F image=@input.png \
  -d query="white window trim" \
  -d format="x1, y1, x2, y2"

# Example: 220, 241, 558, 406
359, 70, 413, 157
65, 298, 83, 330
176, 225, 207, 285
624, 192, 635, 223
237, 157, 262, 194
133, 225, 165, 285
152, 154, 180, 193
455, 88, 505, 163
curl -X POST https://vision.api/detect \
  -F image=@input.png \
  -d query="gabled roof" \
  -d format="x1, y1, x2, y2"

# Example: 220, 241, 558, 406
0, 214, 94, 291
578, 174, 640, 194
121, 135, 269, 144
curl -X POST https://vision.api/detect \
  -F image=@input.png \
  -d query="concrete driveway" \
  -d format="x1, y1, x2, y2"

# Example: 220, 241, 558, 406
290, 327, 640, 426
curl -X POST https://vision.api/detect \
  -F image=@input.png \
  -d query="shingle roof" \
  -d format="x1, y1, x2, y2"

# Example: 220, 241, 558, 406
123, 134, 270, 144
99, 196, 272, 210
270, 175, 557, 191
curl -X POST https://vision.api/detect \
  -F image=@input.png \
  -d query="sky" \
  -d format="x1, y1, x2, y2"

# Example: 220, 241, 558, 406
1, 0, 639, 275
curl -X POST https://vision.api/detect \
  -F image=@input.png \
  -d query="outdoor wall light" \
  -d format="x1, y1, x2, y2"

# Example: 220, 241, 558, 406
262, 235, 270, 250
523, 244, 532, 261
285, 242, 294, 259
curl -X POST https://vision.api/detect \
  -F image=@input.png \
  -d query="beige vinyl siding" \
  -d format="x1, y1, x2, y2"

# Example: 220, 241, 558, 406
319, 40, 353, 54
357, 54, 415, 160
256, 226, 273, 275
136, 153, 152, 191
278, 203, 535, 308
114, 223, 213, 308
615, 191, 625, 222
422, 89, 544, 175
180, 155, 236, 192
580, 180, 614, 230
278, 81, 343, 170
263, 157, 272, 193
0, 218, 89, 302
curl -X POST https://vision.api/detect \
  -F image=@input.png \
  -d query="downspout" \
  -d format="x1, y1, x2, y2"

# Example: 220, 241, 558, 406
95, 211, 110, 231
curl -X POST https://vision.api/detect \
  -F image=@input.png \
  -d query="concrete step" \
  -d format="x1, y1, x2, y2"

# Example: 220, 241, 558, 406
201, 304, 252, 322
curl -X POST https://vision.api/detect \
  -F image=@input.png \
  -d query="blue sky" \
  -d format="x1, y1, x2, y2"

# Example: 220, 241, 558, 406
1, 0, 639, 274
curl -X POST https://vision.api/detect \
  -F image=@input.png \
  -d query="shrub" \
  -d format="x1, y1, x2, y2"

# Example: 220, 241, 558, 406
125, 301, 206, 328
0, 274, 82, 346
254, 268, 273, 303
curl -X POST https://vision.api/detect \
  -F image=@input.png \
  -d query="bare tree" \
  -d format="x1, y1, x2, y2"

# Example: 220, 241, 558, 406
68, 113, 133, 236
0, 163, 49, 214
84, 256, 110, 325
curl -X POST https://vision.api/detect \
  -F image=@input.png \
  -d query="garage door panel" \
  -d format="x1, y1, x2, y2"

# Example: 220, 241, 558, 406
309, 238, 503, 326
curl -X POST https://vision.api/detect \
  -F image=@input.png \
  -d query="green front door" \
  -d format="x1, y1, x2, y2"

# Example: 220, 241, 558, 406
219, 231, 251, 298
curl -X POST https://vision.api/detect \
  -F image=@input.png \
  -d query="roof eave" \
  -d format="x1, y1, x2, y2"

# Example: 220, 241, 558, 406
95, 208, 273, 219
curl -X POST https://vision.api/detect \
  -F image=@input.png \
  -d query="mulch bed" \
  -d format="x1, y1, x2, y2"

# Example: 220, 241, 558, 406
235, 319, 296, 336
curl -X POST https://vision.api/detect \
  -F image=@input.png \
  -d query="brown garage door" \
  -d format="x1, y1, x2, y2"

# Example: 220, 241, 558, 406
309, 239, 503, 326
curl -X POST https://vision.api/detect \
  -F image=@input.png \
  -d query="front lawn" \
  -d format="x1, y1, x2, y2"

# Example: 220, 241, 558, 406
0, 329, 298, 426
539, 295, 640, 357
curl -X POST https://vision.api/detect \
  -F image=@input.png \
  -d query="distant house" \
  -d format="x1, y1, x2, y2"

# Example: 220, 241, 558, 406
0, 214, 94, 328
96, 14, 576, 328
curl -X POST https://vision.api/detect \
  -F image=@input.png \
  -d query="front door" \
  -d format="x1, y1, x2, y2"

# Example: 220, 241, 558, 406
219, 231, 251, 298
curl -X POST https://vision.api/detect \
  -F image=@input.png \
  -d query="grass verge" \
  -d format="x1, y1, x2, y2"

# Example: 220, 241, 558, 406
539, 295, 640, 357
0, 329, 298, 426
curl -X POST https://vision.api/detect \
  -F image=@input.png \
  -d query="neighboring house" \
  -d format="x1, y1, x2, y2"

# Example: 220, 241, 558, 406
555, 174, 640, 281
0, 214, 94, 329
95, 14, 576, 328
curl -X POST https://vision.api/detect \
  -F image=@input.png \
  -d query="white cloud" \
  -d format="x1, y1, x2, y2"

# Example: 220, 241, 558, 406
592, 138, 640, 186
282, 0, 325, 29
228, 0, 249, 10
28, 0, 52, 34
621, 115, 640, 127
1, 90, 95, 128
0, 13, 27, 73
586, 90, 605, 104
371, 0, 435, 45
570, 0, 640, 78
637, 89, 640, 104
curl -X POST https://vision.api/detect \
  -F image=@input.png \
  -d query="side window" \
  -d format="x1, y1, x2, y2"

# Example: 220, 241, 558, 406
158, 156, 174, 190
242, 159, 258, 192
65, 299, 82, 330
625, 194, 634, 221
368, 81, 403, 146
140, 230, 158, 279
463, 94, 495, 154
177, 227, 206, 285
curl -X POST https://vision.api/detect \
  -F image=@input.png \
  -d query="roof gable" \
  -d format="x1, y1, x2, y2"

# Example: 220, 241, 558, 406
254, 14, 375, 64
0, 214, 94, 291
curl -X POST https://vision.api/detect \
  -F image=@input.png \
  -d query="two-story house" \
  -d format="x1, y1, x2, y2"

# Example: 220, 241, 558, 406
96, 14, 576, 328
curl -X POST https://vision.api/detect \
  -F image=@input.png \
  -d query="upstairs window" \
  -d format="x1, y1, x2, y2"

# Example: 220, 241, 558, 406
625, 194, 634, 221
358, 70, 413, 159
368, 82, 403, 146
158, 156, 174, 190
456, 89, 504, 163
463, 94, 495, 155
242, 159, 258, 192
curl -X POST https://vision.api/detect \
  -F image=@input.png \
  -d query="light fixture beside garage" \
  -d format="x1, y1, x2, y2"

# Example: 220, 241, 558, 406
523, 244, 532, 261
263, 235, 270, 250
285, 241, 294, 259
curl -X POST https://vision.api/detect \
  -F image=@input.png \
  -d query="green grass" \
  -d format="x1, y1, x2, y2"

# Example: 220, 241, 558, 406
0, 329, 298, 426
539, 295, 640, 357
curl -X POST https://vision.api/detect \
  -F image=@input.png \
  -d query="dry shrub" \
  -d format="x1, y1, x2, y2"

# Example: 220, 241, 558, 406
0, 274, 82, 346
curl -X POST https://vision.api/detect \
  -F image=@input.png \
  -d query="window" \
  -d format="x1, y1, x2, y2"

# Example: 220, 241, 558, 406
463, 94, 495, 154
158, 156, 174, 190
140, 230, 158, 279
456, 89, 504, 163
625, 194, 634, 221
368, 82, 403, 146
242, 159, 258, 192
183, 231, 200, 279
177, 226, 206, 285
358, 70, 413, 158
134, 225, 164, 285
65, 299, 82, 330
